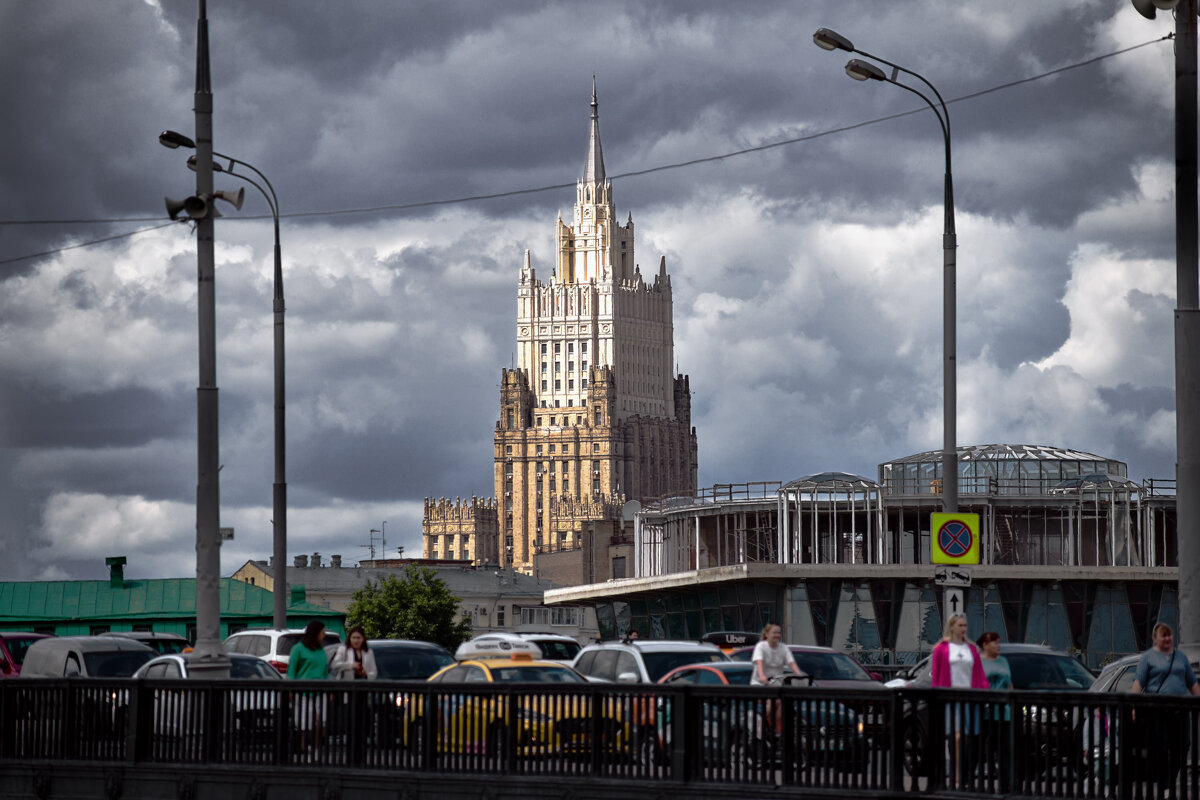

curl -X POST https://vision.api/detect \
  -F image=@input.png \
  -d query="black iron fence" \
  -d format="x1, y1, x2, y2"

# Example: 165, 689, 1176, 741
3, 678, 1199, 798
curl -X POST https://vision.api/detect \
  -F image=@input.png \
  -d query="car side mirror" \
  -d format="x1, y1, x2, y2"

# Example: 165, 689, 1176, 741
616, 671, 640, 684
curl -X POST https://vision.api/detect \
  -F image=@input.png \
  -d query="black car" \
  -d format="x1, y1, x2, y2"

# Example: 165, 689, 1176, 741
891, 643, 1094, 778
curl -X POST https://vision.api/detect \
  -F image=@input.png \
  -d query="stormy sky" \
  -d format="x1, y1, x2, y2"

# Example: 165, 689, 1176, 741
0, 0, 1185, 581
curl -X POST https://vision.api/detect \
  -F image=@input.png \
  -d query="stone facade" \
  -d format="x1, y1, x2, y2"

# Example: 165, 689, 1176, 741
493, 84, 698, 579
421, 496, 499, 566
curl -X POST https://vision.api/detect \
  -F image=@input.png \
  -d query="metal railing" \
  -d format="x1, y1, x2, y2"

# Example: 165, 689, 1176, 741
4, 678, 1199, 798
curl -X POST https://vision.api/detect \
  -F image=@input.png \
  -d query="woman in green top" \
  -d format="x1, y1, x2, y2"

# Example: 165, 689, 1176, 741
977, 631, 1011, 790
288, 620, 330, 757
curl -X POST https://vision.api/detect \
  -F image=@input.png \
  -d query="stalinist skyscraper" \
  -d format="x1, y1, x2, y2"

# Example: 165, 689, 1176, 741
492, 83, 698, 581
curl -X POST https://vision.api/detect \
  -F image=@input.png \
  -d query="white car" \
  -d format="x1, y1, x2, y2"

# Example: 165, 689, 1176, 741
133, 652, 282, 755
572, 640, 728, 683
224, 628, 341, 673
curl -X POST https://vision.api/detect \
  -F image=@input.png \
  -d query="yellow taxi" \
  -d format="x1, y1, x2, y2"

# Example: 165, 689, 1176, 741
403, 639, 627, 760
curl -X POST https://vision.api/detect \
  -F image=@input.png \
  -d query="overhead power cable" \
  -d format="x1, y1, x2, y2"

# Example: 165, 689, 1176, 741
0, 35, 1170, 268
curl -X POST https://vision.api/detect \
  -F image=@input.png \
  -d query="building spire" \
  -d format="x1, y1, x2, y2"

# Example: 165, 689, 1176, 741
583, 76, 605, 185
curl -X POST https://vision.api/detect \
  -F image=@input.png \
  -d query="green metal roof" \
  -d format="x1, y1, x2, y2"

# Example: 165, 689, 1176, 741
0, 578, 339, 623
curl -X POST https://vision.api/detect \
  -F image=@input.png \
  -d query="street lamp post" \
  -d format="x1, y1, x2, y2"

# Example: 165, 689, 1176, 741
1131, 0, 1200, 649
160, 133, 289, 631
814, 28, 959, 514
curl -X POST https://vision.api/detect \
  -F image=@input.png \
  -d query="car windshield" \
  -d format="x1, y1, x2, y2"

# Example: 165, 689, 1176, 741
5, 637, 43, 665
533, 640, 581, 661
83, 650, 156, 677
229, 657, 281, 679
641, 651, 727, 682
792, 651, 875, 681
152, 639, 187, 654
375, 648, 455, 679
489, 665, 587, 683
1007, 653, 1094, 690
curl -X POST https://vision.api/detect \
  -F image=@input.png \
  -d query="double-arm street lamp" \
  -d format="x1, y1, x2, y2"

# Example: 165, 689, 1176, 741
160, 130, 290, 630
814, 28, 959, 514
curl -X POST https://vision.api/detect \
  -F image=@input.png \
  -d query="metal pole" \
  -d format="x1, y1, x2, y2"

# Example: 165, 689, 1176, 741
1174, 0, 1200, 650
190, 0, 228, 677
272, 213, 287, 630
943, 168, 958, 514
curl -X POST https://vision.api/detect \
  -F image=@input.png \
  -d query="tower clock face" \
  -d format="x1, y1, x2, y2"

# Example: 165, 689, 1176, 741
583, 208, 591, 218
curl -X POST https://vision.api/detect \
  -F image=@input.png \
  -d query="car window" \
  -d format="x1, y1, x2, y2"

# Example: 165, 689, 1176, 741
83, 650, 155, 677
374, 649, 455, 680
590, 650, 619, 682
1008, 653, 1094, 690
433, 666, 466, 683
792, 652, 874, 681
533, 640, 581, 661
64, 654, 82, 677
4, 637, 44, 666
230, 657, 278, 679
463, 665, 488, 683
616, 652, 641, 682
724, 669, 754, 686
664, 670, 694, 684
696, 670, 725, 685
491, 666, 587, 683
154, 639, 187, 655
641, 651, 726, 682
1112, 665, 1137, 693
163, 661, 183, 678
143, 663, 168, 679
277, 634, 302, 657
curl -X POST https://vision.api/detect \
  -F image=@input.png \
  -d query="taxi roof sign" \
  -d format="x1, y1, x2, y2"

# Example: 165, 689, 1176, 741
931, 512, 980, 564
455, 636, 542, 661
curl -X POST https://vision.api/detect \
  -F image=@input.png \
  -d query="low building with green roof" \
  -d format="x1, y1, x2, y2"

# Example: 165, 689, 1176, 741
0, 557, 343, 641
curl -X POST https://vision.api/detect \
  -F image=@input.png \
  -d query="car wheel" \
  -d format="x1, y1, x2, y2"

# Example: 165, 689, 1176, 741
903, 718, 927, 778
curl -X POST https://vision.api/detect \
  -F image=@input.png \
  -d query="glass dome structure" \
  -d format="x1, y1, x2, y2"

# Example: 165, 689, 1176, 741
878, 443, 1128, 497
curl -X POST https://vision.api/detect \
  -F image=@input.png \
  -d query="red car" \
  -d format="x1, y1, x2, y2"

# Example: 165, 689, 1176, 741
0, 632, 53, 678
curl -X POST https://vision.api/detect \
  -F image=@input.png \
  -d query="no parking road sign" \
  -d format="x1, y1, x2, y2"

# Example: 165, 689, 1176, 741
931, 513, 980, 564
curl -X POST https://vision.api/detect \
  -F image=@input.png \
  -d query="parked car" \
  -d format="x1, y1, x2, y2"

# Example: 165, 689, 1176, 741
224, 628, 341, 673
891, 643, 1095, 778
0, 632, 53, 678
729, 644, 883, 687
132, 652, 282, 756
571, 640, 729, 684
1079, 652, 1200, 783
656, 662, 866, 771
101, 631, 189, 654
401, 651, 624, 760
20, 635, 156, 678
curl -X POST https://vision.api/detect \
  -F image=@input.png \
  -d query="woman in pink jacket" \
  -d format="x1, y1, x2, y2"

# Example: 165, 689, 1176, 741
931, 614, 988, 788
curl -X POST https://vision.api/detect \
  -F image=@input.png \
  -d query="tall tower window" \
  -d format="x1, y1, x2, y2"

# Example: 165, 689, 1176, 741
568, 343, 575, 354
541, 343, 547, 355
555, 380, 561, 391
554, 342, 561, 355
581, 343, 588, 354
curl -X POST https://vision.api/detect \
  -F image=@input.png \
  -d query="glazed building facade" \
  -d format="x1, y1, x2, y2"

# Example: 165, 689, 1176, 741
545, 444, 1177, 669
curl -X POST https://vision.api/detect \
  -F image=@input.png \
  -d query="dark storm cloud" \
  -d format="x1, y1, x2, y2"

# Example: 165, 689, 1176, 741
0, 1, 1185, 579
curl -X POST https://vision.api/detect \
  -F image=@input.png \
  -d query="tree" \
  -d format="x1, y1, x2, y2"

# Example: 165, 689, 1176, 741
345, 565, 472, 650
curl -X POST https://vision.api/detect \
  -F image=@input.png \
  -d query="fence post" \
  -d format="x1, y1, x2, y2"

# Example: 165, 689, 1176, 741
123, 681, 143, 763
888, 689, 904, 790
669, 685, 689, 780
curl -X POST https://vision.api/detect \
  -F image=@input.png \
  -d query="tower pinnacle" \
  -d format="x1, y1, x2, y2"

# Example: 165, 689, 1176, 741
584, 77, 605, 185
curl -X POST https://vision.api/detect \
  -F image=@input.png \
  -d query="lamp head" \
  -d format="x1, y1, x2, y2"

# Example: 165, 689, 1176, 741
813, 28, 854, 52
159, 130, 196, 150
845, 58, 886, 82
185, 155, 225, 173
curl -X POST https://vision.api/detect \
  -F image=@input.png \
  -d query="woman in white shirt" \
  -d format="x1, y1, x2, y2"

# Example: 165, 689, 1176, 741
330, 626, 378, 680
750, 623, 803, 686
930, 614, 988, 788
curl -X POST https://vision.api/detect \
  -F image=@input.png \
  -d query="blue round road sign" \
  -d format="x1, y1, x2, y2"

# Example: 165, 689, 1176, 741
938, 520, 973, 558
